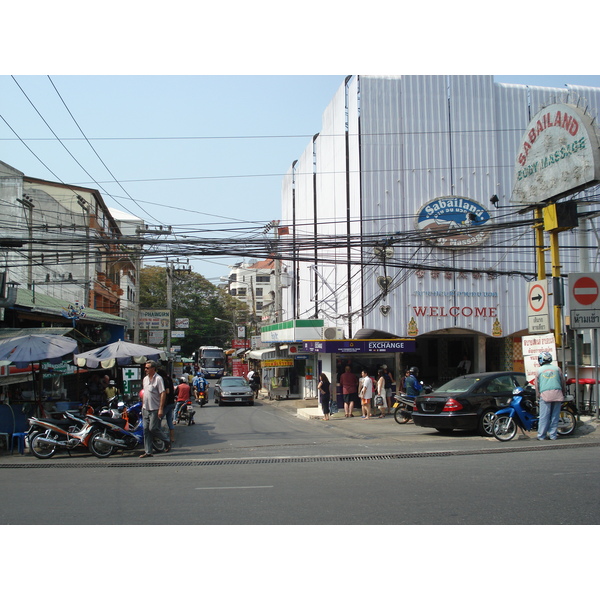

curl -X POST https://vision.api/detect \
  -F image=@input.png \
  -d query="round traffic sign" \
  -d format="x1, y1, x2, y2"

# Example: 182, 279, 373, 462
573, 276, 599, 306
528, 283, 546, 312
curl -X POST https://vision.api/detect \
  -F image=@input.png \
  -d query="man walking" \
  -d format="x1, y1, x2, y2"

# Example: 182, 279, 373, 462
534, 352, 566, 441
140, 360, 171, 458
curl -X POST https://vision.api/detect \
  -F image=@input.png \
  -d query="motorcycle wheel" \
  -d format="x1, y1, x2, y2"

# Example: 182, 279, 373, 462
394, 406, 411, 424
89, 429, 115, 458
153, 438, 166, 453
493, 415, 517, 441
29, 431, 57, 459
557, 409, 576, 436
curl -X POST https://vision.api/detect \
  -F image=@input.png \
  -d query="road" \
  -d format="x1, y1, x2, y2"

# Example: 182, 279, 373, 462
1, 395, 600, 525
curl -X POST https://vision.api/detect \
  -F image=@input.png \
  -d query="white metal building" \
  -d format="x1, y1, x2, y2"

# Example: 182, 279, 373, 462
280, 75, 600, 383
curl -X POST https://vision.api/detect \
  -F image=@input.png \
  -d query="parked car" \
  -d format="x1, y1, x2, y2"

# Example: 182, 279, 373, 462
412, 371, 529, 436
214, 376, 255, 406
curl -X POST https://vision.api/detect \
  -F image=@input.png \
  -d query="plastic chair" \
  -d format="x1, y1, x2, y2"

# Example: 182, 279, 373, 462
11, 432, 27, 455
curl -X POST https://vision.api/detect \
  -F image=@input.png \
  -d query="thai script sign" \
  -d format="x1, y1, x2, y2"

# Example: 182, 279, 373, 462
139, 309, 171, 330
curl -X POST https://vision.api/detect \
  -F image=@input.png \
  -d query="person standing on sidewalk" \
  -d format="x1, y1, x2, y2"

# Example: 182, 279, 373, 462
318, 372, 331, 421
359, 368, 374, 420
534, 352, 566, 441
339, 365, 359, 417
140, 360, 171, 458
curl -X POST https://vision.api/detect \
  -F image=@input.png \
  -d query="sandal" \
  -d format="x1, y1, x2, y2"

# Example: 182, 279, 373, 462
139, 453, 153, 458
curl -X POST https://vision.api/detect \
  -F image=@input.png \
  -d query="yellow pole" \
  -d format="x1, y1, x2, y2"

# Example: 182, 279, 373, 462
534, 208, 546, 280
549, 229, 562, 347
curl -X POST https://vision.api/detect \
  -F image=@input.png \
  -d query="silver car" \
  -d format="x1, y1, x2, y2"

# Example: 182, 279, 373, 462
214, 376, 255, 406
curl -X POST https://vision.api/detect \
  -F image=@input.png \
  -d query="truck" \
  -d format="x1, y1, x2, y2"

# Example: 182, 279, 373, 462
198, 346, 226, 378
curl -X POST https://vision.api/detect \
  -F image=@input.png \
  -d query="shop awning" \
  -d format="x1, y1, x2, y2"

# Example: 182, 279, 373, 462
247, 347, 276, 360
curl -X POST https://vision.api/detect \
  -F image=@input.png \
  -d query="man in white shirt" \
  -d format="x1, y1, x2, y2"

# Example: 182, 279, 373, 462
140, 360, 171, 458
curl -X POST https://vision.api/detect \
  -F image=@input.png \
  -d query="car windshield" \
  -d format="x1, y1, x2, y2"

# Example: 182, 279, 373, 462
221, 378, 248, 388
435, 376, 483, 394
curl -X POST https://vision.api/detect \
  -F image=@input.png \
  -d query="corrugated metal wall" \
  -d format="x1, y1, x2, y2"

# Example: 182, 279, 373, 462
282, 75, 600, 342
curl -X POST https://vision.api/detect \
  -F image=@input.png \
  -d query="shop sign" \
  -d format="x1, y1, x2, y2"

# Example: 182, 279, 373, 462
303, 339, 415, 353
416, 197, 491, 248
263, 358, 294, 367
512, 103, 600, 205
139, 310, 171, 330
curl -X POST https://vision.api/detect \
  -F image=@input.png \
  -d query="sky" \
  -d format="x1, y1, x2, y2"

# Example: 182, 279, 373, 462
3, 73, 600, 286
2, 4, 600, 289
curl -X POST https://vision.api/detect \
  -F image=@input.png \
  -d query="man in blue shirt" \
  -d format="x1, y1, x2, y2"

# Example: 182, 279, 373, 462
404, 366, 423, 398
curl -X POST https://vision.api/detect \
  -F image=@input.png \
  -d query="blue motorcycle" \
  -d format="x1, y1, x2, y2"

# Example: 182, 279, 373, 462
86, 400, 166, 458
492, 386, 577, 442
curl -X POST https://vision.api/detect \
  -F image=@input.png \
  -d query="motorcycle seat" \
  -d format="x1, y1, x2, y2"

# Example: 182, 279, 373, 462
96, 416, 127, 428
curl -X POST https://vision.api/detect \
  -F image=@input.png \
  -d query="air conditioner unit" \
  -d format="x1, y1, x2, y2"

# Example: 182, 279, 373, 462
323, 327, 344, 340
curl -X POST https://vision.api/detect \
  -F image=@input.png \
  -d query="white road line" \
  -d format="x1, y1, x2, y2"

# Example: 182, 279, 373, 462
195, 485, 274, 490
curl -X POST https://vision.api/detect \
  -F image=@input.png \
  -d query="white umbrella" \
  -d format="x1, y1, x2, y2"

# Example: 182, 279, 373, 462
74, 340, 167, 369
0, 334, 78, 369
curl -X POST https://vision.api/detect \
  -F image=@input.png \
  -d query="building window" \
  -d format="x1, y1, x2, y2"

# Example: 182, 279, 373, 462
256, 275, 270, 283
256, 288, 263, 297
256, 302, 263, 311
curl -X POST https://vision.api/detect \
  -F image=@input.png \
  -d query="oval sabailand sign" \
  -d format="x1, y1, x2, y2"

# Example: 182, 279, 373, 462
416, 196, 491, 248
512, 102, 600, 205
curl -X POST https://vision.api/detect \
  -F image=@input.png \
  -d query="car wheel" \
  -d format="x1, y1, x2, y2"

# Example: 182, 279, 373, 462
478, 408, 497, 437
249, 400, 254, 406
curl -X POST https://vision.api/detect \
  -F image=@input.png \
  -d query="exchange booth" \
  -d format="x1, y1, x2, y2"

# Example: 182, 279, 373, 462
263, 357, 294, 400
303, 337, 417, 407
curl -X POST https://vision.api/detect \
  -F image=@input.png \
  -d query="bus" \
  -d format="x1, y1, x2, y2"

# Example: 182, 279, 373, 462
198, 346, 226, 378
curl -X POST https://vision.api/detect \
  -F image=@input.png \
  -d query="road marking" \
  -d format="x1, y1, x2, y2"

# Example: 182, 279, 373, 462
195, 485, 274, 490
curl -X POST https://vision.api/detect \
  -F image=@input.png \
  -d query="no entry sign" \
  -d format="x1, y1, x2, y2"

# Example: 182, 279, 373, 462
569, 273, 600, 329
572, 276, 599, 306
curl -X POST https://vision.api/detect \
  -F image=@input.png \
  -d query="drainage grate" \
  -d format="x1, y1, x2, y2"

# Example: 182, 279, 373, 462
2, 441, 599, 469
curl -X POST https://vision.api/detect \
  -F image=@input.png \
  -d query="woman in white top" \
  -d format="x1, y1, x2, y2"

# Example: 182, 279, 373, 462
376, 369, 387, 418
359, 369, 374, 420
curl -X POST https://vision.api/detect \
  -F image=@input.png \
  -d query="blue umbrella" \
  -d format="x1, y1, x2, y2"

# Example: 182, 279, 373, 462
0, 334, 78, 369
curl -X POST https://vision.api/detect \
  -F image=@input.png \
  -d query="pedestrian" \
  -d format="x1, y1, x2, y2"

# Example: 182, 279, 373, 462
534, 352, 566, 441
404, 366, 423, 399
339, 365, 359, 417
174, 376, 192, 423
250, 370, 261, 399
359, 368, 374, 419
375, 369, 387, 418
382, 364, 395, 415
318, 372, 331, 420
456, 355, 471, 376
139, 360, 171, 458
104, 379, 119, 401
157, 368, 176, 443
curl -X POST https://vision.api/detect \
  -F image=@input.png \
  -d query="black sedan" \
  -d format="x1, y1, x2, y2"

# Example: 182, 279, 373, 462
412, 371, 529, 436
214, 376, 255, 406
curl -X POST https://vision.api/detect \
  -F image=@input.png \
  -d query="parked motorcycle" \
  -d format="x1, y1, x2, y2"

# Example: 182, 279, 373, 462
86, 400, 166, 458
392, 384, 433, 424
493, 386, 577, 441
27, 411, 96, 459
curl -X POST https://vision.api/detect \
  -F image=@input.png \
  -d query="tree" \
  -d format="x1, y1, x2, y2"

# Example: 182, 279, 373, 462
139, 266, 250, 356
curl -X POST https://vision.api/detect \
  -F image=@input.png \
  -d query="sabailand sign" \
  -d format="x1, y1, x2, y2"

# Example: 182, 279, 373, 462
512, 102, 600, 205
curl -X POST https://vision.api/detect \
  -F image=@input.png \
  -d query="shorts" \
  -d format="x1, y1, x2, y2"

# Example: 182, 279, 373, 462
361, 397, 371, 406
343, 393, 357, 404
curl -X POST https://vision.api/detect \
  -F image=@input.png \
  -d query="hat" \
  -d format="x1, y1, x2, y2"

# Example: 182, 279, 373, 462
180, 376, 187, 382
109, 380, 115, 385
381, 364, 388, 369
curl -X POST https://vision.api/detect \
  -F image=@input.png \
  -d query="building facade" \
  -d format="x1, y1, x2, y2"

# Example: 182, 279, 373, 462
0, 159, 130, 343
280, 75, 600, 385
